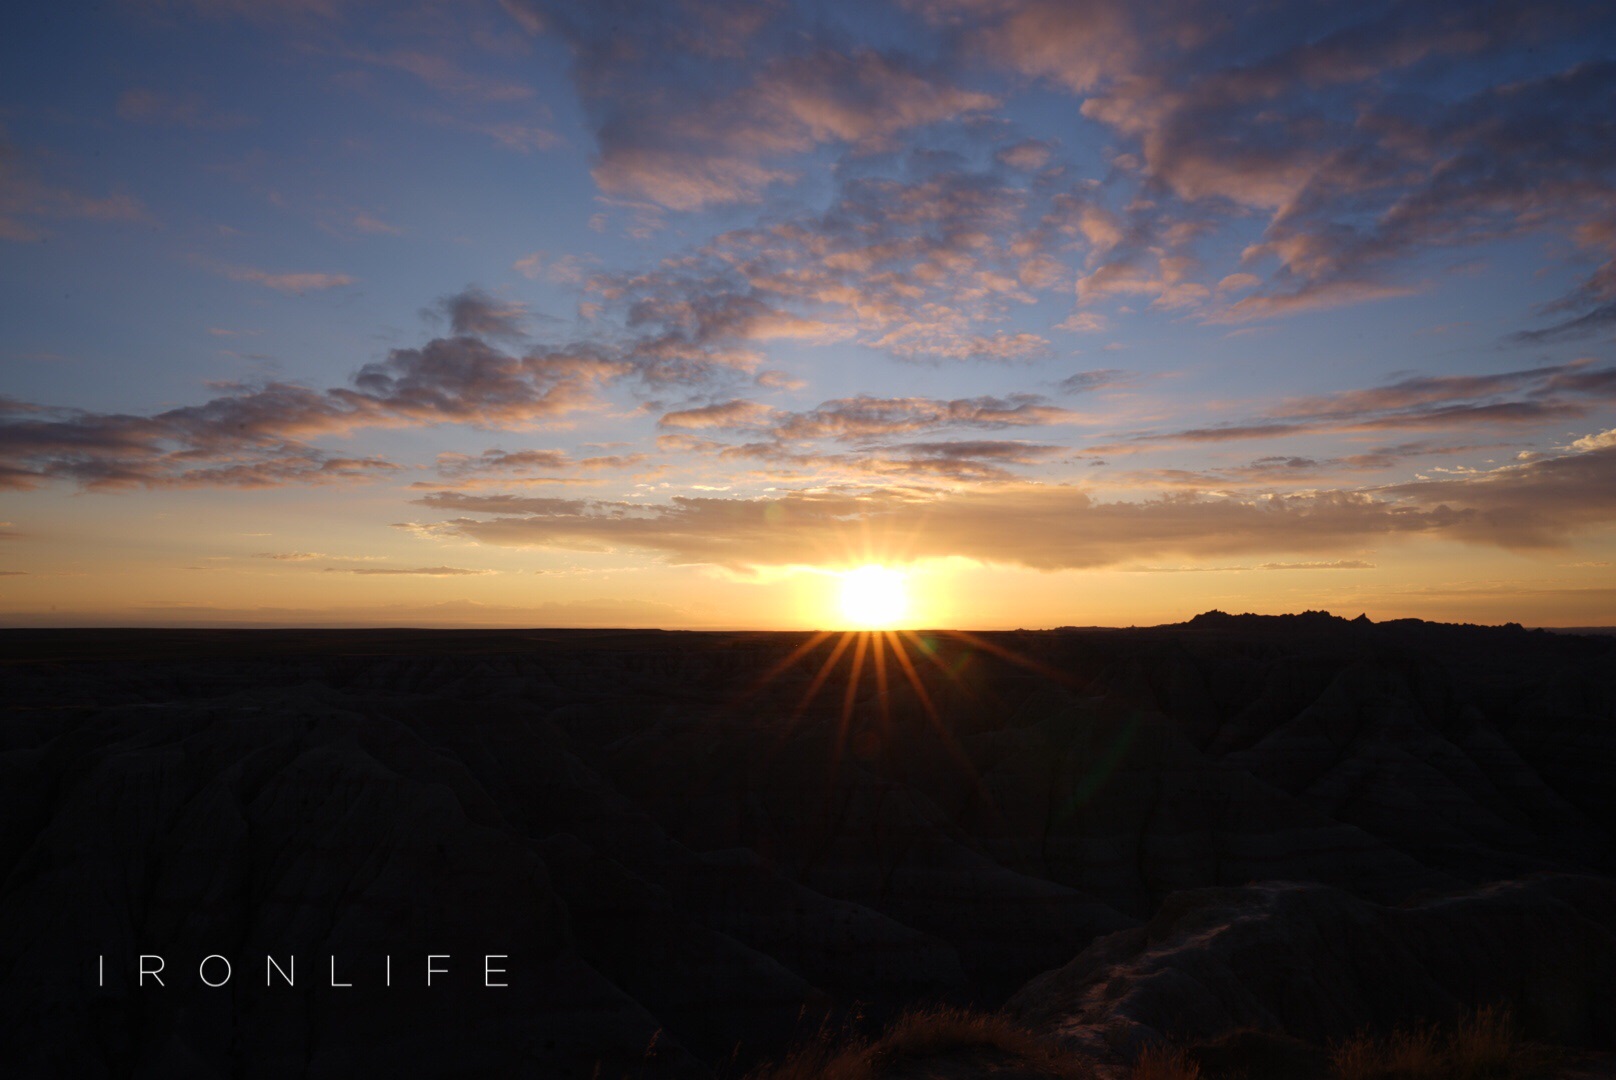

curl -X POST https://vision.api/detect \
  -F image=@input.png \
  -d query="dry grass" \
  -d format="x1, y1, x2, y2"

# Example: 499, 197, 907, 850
743, 1005, 1095, 1079
1330, 1006, 1553, 1080
747, 1004, 1556, 1080
1130, 1044, 1202, 1079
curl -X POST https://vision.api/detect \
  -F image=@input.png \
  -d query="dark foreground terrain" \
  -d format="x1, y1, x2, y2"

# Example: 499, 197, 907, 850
2, 612, 1614, 1077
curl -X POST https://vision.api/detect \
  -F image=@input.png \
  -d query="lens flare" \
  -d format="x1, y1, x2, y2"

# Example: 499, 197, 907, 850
838, 565, 908, 629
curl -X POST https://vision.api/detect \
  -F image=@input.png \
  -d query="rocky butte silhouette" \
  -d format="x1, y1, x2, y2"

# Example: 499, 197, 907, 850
1, 612, 1613, 1077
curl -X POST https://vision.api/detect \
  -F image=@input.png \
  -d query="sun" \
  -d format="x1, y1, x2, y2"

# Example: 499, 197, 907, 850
837, 564, 910, 629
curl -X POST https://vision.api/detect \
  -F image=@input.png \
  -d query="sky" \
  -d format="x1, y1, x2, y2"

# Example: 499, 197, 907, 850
1, 0, 1614, 629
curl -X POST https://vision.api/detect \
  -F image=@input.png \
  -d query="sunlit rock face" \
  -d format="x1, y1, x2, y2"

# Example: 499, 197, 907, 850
0, 615, 1612, 1075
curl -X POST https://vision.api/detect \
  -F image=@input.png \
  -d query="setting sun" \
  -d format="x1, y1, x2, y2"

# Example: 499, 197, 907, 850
838, 565, 910, 629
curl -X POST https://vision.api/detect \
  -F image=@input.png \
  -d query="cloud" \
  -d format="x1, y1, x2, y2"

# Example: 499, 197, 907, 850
116, 88, 251, 129
425, 114, 561, 153
338, 36, 561, 153
996, 139, 1052, 171
908, 1, 1616, 326
769, 394, 1078, 441
1513, 302, 1616, 344
1379, 441, 1616, 547
1092, 359, 1616, 451
652, 434, 722, 456
498, 0, 545, 35
145, 0, 346, 21
1119, 558, 1377, 572
873, 325, 1050, 363
324, 565, 495, 576
543, 4, 997, 209
414, 486, 1394, 570
1, 139, 149, 241
347, 336, 625, 428
1057, 369, 1128, 394
412, 443, 1616, 570
899, 439, 1063, 463
658, 399, 778, 430
353, 49, 535, 103
1513, 239, 1616, 343
1055, 312, 1108, 333
513, 251, 591, 283
439, 287, 529, 339
713, 444, 1027, 484
1120, 443, 1513, 490
697, 436, 1069, 485
0, 290, 636, 490
214, 263, 356, 293
592, 164, 1073, 371
755, 369, 806, 391
1223, 47, 1616, 320
1573, 428, 1616, 452
1221, 282, 1421, 322
149, 0, 1615, 340
352, 212, 403, 235
432, 447, 650, 483
924, 0, 1138, 95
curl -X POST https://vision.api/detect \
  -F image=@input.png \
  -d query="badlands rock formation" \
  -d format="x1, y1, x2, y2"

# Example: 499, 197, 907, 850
0, 613, 1611, 1075
1009, 875, 1616, 1066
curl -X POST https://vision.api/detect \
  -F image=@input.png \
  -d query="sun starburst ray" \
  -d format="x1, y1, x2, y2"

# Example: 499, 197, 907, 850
942, 629, 1080, 688
793, 630, 856, 721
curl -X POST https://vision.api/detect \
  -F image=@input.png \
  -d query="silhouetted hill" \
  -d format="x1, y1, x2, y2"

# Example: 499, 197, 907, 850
1, 617, 1612, 1075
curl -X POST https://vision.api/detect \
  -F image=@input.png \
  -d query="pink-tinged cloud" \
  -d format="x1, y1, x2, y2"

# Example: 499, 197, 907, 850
755, 369, 806, 391
770, 394, 1079, 441
923, 0, 1137, 94
582, 46, 997, 208
215, 264, 356, 293
1, 140, 150, 241
658, 399, 778, 430
699, 436, 1069, 485
351, 212, 403, 235
597, 167, 1068, 370
435, 447, 650, 480
873, 326, 1050, 363
996, 139, 1052, 171
0, 291, 643, 490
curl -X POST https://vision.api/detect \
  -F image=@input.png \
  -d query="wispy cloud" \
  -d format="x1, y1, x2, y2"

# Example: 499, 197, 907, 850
1, 139, 150, 241
1090, 360, 1616, 453
324, 565, 495, 575
0, 290, 638, 490
116, 88, 252, 129
410, 441, 1616, 571
563, 36, 998, 208
212, 262, 356, 293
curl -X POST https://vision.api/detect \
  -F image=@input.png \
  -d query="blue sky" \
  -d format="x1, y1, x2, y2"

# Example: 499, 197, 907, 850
2, 0, 1614, 627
